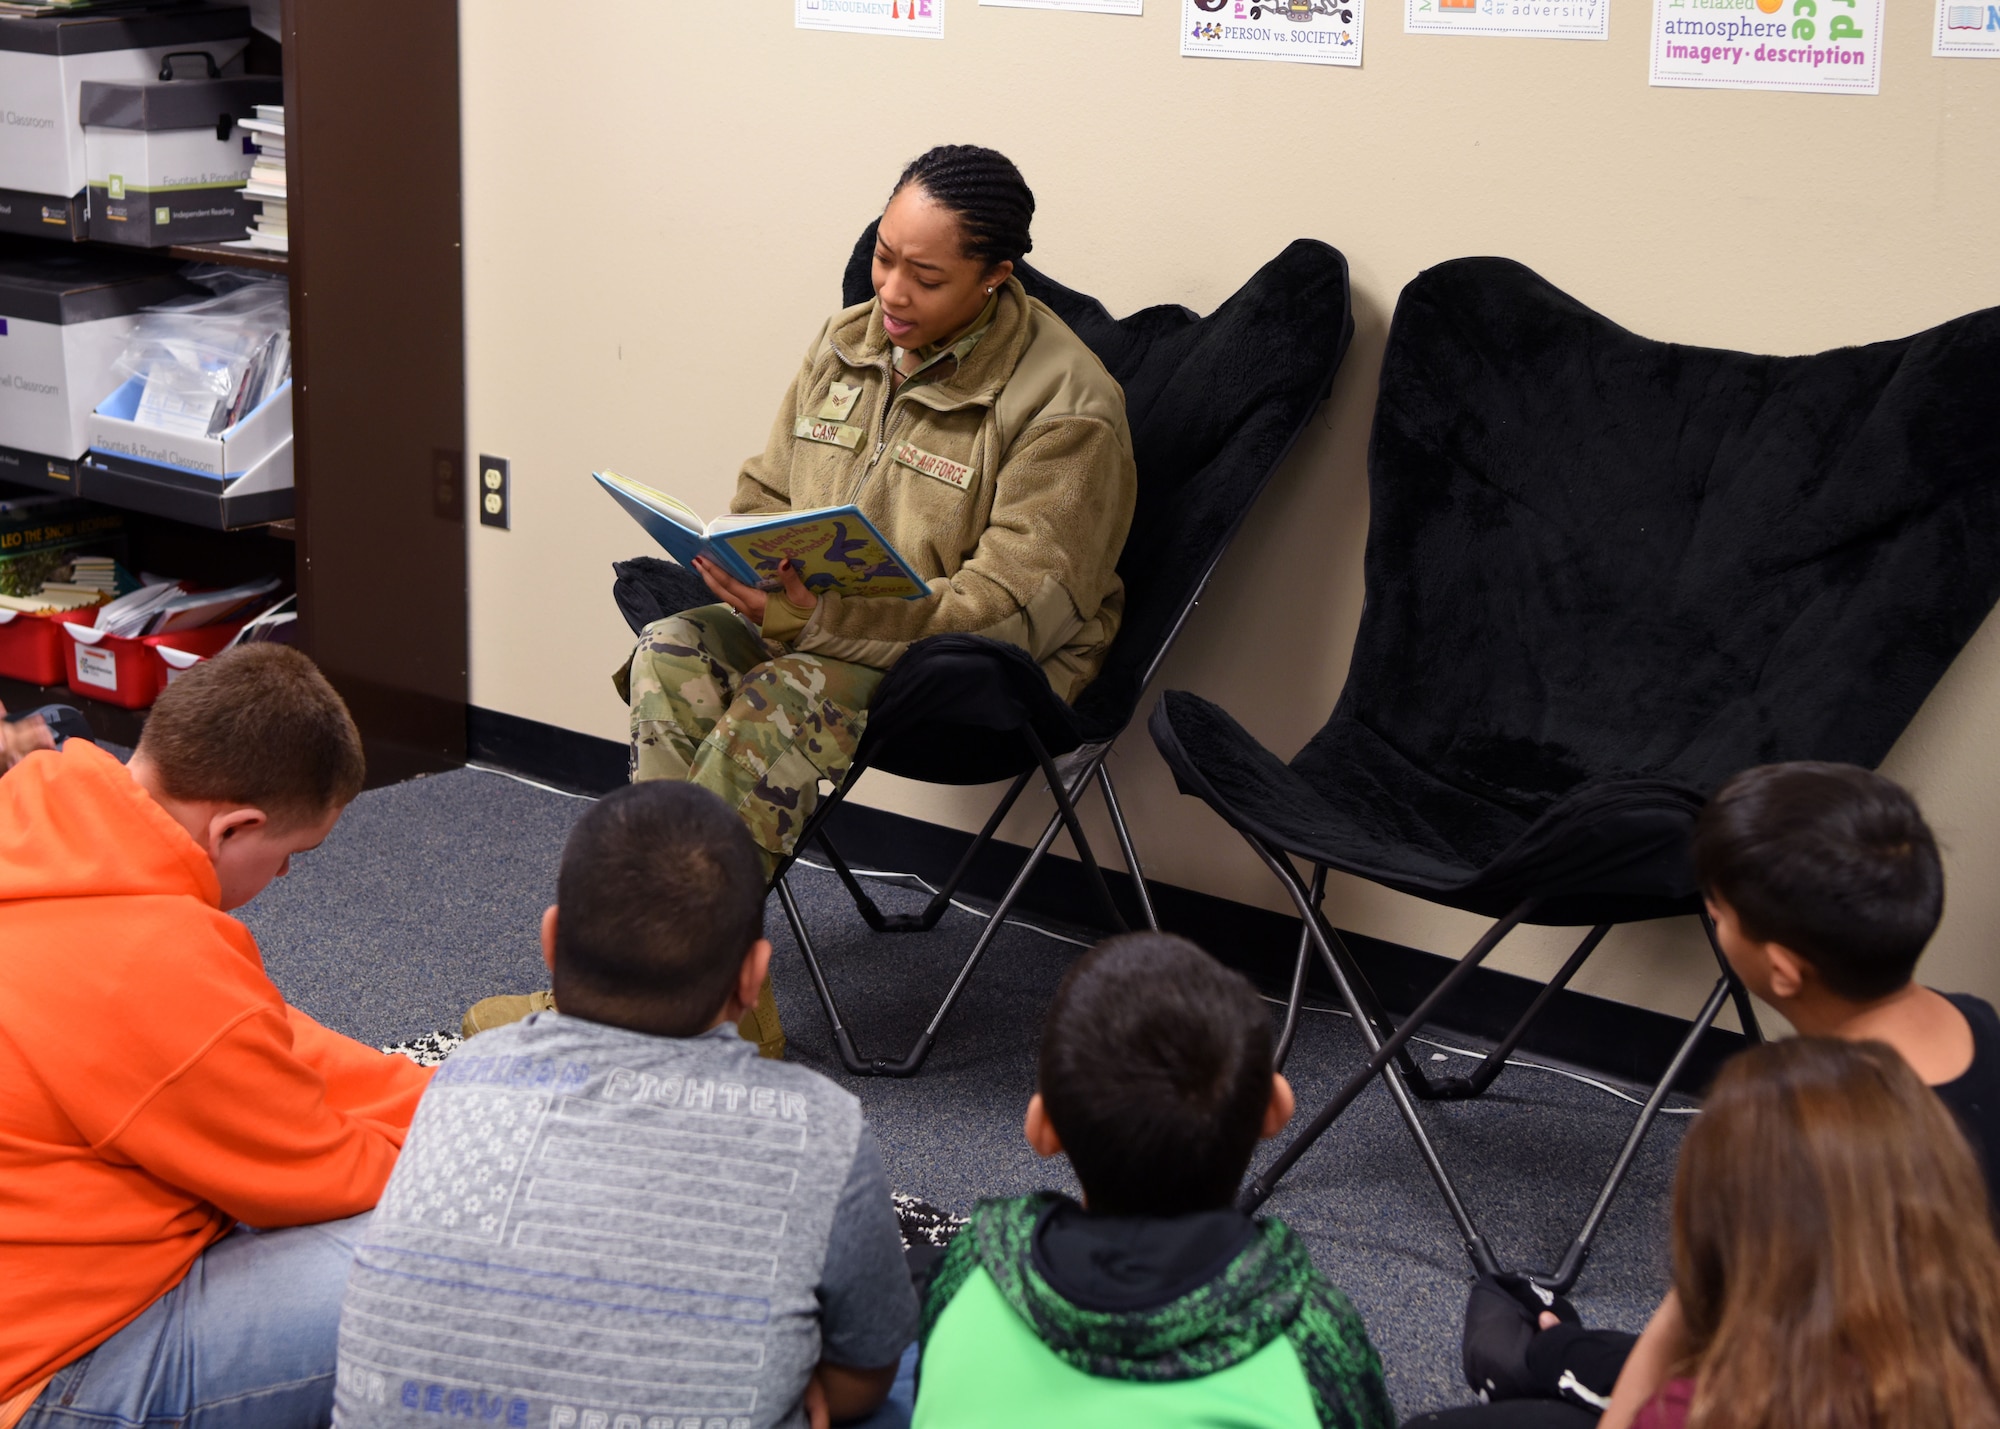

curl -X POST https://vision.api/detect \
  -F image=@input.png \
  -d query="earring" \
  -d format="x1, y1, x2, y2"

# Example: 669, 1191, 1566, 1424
985, 286, 994, 294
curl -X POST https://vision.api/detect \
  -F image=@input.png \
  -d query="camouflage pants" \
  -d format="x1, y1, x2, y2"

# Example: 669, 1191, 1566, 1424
620, 604, 882, 875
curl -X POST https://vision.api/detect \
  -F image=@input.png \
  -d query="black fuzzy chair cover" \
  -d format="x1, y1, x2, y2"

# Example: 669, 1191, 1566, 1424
613, 556, 708, 634
617, 229, 1354, 785
1152, 257, 2000, 925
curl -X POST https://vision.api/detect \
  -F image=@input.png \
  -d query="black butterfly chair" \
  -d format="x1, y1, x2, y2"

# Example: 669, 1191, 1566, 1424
616, 226, 1354, 1076
1150, 256, 2000, 1288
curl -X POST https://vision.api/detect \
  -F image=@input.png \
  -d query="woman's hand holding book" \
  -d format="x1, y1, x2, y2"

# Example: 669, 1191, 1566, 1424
695, 556, 818, 626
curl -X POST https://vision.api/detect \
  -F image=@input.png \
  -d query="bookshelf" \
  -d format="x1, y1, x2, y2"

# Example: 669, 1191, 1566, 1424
2, 0, 467, 787
165, 241, 288, 274
282, 0, 465, 784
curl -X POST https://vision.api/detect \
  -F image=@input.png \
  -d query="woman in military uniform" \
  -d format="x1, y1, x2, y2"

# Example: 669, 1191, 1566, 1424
475, 146, 1138, 1057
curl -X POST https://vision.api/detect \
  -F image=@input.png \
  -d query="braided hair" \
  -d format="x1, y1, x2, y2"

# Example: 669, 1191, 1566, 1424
889, 145, 1035, 269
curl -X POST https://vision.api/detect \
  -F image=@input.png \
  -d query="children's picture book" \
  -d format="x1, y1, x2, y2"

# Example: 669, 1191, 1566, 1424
592, 470, 928, 601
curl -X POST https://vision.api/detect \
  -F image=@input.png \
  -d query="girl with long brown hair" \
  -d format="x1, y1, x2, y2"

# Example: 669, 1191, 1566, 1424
1601, 1036, 2000, 1429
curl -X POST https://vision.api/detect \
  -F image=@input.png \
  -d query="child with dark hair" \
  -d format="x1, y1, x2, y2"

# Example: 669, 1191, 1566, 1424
913, 932, 1394, 1429
335, 781, 917, 1429
1414, 760, 2000, 1427
1692, 760, 2000, 1184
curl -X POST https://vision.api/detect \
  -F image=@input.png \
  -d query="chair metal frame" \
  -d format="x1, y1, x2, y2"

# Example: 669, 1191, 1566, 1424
1235, 833, 1762, 1293
766, 545, 1246, 1078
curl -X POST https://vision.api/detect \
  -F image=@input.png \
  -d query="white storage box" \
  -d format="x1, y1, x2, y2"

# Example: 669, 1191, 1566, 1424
83, 74, 282, 246
0, 250, 190, 490
83, 374, 292, 528
0, 5, 250, 240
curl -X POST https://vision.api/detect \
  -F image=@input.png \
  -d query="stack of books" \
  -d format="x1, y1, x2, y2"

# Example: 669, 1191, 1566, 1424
0, 548, 127, 608
63, 556, 122, 596
90, 575, 281, 637
0, 587, 102, 616
0, 554, 127, 614
236, 105, 287, 253
0, 500, 127, 602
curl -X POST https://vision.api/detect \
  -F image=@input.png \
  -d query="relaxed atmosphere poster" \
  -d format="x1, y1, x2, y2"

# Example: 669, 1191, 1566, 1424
1935, 0, 2000, 56
1649, 0, 1881, 93
1406, 0, 1606, 39
1182, 0, 1365, 65
795, 0, 945, 37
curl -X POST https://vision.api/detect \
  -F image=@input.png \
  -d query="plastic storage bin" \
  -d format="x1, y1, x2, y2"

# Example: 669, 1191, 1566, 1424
0, 604, 95, 685
62, 615, 245, 709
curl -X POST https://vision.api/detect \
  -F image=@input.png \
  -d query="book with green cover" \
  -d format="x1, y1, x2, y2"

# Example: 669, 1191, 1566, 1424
592, 469, 928, 601
0, 500, 128, 597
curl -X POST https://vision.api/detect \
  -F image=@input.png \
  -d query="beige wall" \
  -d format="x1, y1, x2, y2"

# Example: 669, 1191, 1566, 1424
459, 0, 2000, 1026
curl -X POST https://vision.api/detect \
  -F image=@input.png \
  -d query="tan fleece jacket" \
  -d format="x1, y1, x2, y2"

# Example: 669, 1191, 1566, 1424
735, 276, 1137, 702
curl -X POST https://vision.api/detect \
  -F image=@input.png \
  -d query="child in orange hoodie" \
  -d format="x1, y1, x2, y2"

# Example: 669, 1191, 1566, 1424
0, 645, 433, 1429
0, 697, 54, 770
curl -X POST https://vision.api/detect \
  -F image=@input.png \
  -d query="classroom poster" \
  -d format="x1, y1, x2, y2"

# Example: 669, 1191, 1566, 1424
1182, 0, 1364, 65
795, 0, 944, 38
983, 0, 1142, 12
1406, 0, 1605, 39
1649, 0, 1881, 93
1935, 0, 2000, 56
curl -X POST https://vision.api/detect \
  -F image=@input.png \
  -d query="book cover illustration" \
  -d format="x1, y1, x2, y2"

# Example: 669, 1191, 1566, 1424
714, 514, 927, 601
591, 470, 927, 600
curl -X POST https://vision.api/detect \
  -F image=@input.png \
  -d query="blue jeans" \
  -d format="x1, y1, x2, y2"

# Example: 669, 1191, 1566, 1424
844, 1343, 919, 1429
22, 1214, 370, 1429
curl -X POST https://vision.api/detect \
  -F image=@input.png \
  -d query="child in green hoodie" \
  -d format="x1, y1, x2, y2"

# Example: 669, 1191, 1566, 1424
913, 932, 1396, 1429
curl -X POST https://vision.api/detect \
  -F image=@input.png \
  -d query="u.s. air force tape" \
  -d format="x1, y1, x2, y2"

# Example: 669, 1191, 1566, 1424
893, 441, 973, 491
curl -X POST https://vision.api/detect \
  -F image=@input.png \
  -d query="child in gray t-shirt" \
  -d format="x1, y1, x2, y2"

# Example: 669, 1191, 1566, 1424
334, 783, 917, 1429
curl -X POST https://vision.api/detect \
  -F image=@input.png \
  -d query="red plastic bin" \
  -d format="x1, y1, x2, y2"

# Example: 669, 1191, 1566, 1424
63, 618, 248, 710
0, 606, 98, 686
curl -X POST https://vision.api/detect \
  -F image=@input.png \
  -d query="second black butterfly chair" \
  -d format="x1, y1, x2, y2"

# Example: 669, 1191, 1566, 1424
616, 228, 1355, 1076
1151, 257, 2000, 1288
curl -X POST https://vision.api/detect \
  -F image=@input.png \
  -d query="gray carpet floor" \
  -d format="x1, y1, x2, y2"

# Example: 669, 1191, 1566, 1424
240, 765, 1689, 1419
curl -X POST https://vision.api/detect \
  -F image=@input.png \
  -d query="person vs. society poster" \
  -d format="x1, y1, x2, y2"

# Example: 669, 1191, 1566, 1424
1182, 0, 1365, 65
1649, 0, 1881, 92
796, 0, 945, 37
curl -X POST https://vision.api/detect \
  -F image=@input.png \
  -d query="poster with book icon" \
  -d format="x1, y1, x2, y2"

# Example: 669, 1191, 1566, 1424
796, 0, 944, 37
1183, 0, 1363, 64
1935, 0, 2000, 56
1406, 0, 1604, 39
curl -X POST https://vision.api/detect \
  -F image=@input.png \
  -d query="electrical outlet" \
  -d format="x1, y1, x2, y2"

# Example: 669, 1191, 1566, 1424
478, 455, 509, 529
433, 448, 463, 521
